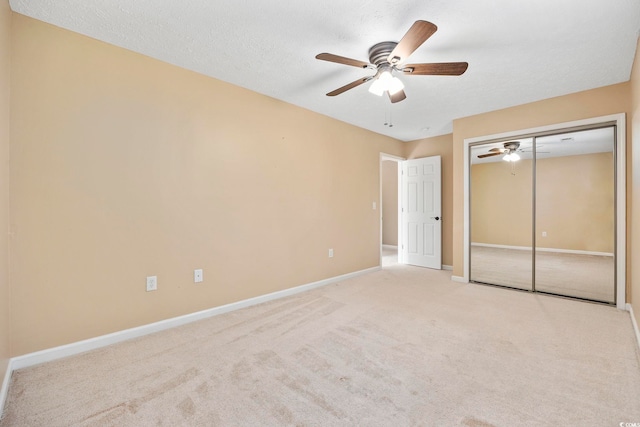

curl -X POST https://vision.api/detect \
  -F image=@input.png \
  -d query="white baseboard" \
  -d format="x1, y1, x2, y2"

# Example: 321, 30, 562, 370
8, 266, 380, 374
442, 265, 453, 271
451, 275, 467, 283
471, 242, 613, 257
382, 244, 398, 250
0, 359, 12, 421
627, 304, 640, 352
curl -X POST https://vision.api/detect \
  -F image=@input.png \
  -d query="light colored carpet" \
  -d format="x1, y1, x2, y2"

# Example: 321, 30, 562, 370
470, 245, 615, 303
381, 245, 398, 267
2, 263, 639, 426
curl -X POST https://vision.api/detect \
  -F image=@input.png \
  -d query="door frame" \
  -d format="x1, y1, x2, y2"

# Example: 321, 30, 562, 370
380, 153, 405, 266
462, 113, 626, 309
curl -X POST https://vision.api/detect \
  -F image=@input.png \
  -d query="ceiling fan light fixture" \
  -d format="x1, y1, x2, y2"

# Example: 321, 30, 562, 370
388, 76, 405, 95
503, 152, 521, 162
368, 70, 405, 96
368, 69, 394, 96
368, 77, 386, 96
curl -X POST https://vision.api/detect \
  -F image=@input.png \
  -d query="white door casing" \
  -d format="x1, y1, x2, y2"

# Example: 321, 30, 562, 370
401, 156, 442, 269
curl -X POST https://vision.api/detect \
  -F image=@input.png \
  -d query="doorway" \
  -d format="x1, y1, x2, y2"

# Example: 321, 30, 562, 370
380, 154, 403, 267
380, 153, 443, 270
464, 114, 626, 308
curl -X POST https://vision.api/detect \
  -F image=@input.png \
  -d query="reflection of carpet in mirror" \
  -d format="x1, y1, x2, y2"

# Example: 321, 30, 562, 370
470, 245, 615, 303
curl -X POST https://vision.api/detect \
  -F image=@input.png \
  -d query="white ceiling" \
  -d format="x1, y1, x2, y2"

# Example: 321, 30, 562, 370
9, 0, 640, 141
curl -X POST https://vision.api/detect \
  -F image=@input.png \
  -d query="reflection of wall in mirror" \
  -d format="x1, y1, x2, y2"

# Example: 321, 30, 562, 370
471, 152, 614, 253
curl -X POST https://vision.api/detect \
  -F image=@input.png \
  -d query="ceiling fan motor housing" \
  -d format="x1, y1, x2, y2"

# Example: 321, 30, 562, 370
504, 141, 520, 151
368, 41, 398, 66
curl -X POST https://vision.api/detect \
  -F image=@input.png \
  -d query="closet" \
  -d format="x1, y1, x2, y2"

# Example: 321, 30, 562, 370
469, 126, 616, 304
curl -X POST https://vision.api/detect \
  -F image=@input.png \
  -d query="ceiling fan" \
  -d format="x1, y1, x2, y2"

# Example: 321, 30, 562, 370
477, 141, 549, 162
478, 141, 522, 162
315, 20, 468, 103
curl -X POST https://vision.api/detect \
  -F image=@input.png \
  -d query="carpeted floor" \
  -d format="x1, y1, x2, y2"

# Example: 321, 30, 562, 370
1, 260, 639, 426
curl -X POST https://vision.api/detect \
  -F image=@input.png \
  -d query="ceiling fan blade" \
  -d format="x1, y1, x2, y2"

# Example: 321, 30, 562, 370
489, 147, 504, 152
388, 90, 407, 103
316, 53, 371, 69
326, 76, 372, 96
387, 20, 437, 64
401, 62, 469, 76
477, 152, 503, 159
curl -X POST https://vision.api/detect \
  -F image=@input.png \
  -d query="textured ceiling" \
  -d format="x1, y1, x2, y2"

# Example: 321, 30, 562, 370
9, 0, 640, 141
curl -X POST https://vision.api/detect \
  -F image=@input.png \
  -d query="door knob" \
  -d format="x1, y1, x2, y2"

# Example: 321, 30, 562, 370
431, 216, 440, 221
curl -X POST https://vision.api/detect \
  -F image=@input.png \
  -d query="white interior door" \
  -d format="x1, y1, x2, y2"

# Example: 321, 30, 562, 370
401, 156, 442, 269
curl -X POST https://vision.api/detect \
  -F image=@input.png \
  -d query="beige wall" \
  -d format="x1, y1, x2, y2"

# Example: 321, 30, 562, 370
9, 15, 403, 355
452, 83, 631, 297
404, 134, 453, 267
0, 0, 10, 386
470, 159, 533, 247
3, 11, 638, 359
381, 161, 398, 246
471, 152, 615, 253
631, 38, 640, 326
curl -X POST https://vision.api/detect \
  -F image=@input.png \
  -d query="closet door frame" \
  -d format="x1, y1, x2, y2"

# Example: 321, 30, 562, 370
462, 113, 626, 310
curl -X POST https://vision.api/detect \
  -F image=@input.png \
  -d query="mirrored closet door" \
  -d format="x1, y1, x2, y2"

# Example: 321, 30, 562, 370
469, 126, 616, 304
470, 138, 534, 291
534, 127, 615, 303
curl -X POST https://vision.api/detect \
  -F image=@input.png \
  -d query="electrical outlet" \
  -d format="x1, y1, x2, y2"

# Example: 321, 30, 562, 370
329, 248, 334, 258
194, 269, 203, 283
146, 276, 157, 292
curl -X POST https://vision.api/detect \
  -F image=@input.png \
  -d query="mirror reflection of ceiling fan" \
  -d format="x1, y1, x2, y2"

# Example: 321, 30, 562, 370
477, 141, 549, 162
315, 20, 469, 103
